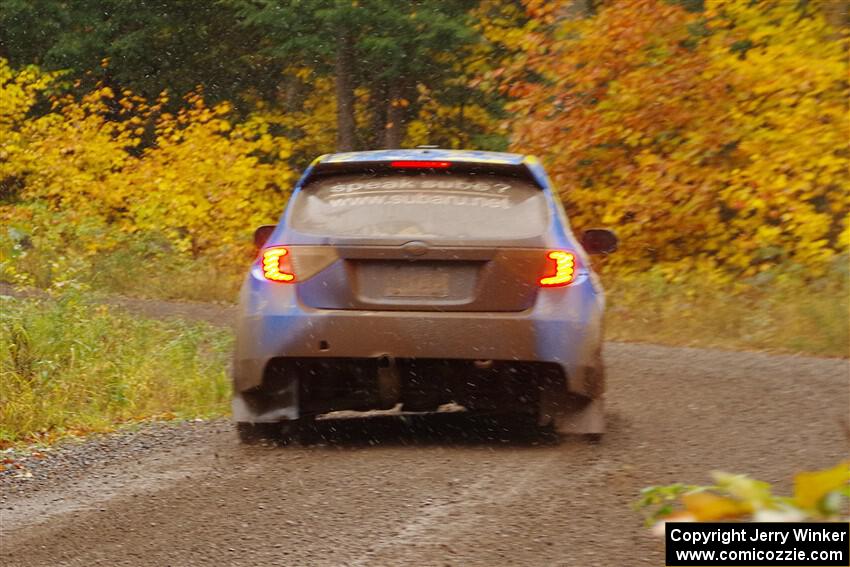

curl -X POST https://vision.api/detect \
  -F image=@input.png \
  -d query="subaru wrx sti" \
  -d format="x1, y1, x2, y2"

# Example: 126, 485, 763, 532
232, 149, 617, 442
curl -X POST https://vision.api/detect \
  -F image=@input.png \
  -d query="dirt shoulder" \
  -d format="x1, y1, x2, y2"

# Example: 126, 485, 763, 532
0, 282, 236, 328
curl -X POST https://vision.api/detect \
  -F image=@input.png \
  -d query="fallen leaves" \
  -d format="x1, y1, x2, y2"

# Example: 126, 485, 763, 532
794, 461, 850, 511
637, 460, 850, 532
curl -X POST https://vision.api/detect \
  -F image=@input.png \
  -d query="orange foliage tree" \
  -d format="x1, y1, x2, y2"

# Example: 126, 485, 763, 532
505, 0, 849, 279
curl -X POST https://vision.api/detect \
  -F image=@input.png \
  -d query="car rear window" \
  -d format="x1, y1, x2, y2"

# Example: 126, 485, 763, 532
290, 172, 549, 239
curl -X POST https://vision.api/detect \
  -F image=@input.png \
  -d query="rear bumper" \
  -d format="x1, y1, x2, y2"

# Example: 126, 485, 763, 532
233, 273, 605, 395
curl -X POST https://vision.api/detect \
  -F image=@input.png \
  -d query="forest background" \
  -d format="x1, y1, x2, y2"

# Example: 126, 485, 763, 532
1, 0, 848, 365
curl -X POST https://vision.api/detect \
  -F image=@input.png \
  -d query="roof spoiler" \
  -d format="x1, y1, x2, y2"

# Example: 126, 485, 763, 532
305, 159, 541, 186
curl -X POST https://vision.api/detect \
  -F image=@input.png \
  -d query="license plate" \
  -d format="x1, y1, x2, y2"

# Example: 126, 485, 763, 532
384, 267, 451, 298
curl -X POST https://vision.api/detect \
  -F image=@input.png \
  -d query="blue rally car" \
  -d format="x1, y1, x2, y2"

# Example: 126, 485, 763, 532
232, 149, 617, 442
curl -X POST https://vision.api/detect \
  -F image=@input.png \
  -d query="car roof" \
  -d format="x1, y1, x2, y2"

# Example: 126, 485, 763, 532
301, 149, 551, 191
315, 149, 529, 166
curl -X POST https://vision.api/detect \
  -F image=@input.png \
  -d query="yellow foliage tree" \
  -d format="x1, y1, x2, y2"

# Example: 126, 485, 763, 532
705, 0, 849, 274
1, 58, 296, 259
122, 93, 295, 255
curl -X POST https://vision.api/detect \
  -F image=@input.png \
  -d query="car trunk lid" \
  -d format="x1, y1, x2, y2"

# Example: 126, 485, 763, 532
294, 245, 546, 312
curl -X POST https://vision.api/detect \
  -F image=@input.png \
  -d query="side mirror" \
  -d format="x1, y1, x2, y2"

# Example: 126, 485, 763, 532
580, 228, 618, 255
253, 225, 276, 249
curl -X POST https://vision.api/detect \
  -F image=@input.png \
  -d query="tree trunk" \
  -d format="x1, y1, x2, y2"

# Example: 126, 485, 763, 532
383, 82, 407, 149
335, 33, 356, 152
369, 81, 388, 149
558, 0, 596, 19
457, 91, 467, 148
822, 0, 849, 30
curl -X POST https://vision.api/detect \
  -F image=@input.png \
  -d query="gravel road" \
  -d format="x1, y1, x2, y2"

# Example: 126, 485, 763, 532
0, 293, 848, 566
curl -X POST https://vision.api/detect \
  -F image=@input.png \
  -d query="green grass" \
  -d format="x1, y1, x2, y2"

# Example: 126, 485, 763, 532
82, 245, 244, 303
605, 267, 849, 358
2, 237, 245, 303
0, 291, 233, 446
1, 206, 245, 303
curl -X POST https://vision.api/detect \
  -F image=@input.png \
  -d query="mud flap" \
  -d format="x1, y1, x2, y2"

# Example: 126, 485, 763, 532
554, 396, 605, 435
540, 385, 605, 434
231, 379, 300, 423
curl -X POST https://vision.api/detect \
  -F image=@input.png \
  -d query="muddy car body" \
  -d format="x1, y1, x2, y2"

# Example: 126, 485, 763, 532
232, 149, 617, 441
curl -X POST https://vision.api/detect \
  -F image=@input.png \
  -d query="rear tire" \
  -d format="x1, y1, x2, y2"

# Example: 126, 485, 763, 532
292, 416, 321, 445
236, 422, 281, 444
495, 413, 555, 440
237, 418, 318, 445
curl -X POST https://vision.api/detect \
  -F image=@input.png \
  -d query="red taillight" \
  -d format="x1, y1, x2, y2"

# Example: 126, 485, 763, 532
390, 160, 451, 169
262, 247, 295, 282
539, 250, 576, 287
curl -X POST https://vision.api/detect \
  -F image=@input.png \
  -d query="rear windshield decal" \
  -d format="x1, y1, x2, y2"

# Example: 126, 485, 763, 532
327, 179, 513, 194
290, 173, 549, 239
327, 193, 510, 209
